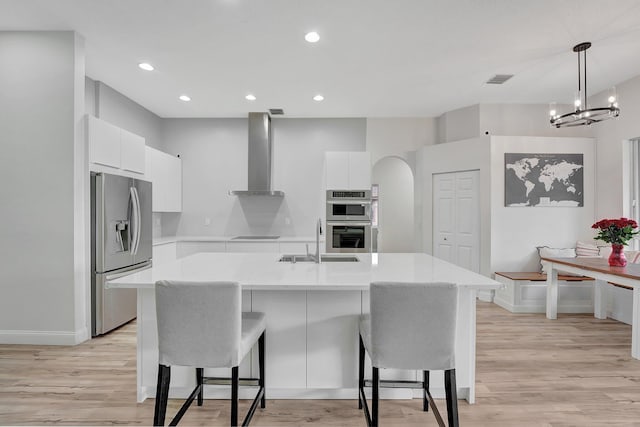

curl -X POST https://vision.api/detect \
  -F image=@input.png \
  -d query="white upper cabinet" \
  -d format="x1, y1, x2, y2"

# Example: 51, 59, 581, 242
120, 128, 146, 173
325, 151, 371, 190
88, 115, 121, 168
87, 115, 145, 175
146, 146, 182, 212
325, 152, 350, 189
348, 152, 372, 190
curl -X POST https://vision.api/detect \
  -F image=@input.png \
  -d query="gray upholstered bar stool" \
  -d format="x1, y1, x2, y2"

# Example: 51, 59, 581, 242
153, 280, 266, 427
358, 282, 459, 427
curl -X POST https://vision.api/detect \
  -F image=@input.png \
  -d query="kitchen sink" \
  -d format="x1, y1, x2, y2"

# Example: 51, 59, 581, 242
278, 254, 359, 263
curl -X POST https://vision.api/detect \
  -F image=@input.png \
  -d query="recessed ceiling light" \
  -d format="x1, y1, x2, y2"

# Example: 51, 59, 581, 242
313, 94, 324, 101
138, 62, 154, 71
179, 95, 191, 102
305, 31, 320, 43
245, 94, 256, 101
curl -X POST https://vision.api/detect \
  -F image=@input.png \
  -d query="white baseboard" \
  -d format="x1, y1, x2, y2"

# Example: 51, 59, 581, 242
141, 386, 470, 402
477, 289, 494, 302
0, 327, 89, 345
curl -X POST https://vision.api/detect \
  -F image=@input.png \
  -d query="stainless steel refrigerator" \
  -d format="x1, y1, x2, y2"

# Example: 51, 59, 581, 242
91, 172, 152, 336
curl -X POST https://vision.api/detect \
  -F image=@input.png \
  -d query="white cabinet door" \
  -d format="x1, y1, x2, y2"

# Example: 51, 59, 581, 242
176, 241, 226, 258
147, 146, 182, 212
325, 151, 371, 190
120, 128, 146, 174
348, 152, 371, 190
88, 115, 121, 168
307, 291, 361, 388
251, 291, 307, 388
226, 242, 279, 253
152, 242, 177, 266
325, 152, 350, 189
164, 154, 182, 211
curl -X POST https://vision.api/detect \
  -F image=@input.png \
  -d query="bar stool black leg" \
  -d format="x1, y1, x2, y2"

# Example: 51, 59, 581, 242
154, 364, 171, 426
372, 367, 379, 427
259, 332, 266, 408
423, 370, 430, 412
358, 336, 365, 410
444, 369, 459, 427
196, 368, 204, 406
231, 366, 239, 427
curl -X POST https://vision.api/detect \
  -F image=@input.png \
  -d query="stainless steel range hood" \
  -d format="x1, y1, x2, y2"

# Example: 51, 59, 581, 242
229, 112, 284, 197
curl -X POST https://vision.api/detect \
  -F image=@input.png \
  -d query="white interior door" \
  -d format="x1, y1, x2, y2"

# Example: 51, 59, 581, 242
433, 170, 480, 273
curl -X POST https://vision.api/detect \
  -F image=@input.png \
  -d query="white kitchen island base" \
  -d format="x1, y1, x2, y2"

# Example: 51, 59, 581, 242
107, 253, 499, 404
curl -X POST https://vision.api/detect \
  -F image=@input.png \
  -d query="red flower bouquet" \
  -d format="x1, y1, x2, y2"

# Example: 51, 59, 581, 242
592, 218, 639, 266
591, 218, 639, 245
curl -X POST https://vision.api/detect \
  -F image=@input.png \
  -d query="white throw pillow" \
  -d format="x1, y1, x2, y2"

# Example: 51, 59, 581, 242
576, 240, 599, 257
537, 246, 578, 276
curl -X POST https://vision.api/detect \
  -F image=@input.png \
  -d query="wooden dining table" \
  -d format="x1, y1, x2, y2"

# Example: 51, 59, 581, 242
541, 256, 640, 360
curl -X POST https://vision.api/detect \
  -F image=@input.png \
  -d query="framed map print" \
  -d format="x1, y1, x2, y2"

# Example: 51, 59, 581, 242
504, 153, 584, 207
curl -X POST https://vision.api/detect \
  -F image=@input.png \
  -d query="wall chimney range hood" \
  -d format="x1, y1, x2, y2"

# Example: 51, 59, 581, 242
229, 112, 284, 197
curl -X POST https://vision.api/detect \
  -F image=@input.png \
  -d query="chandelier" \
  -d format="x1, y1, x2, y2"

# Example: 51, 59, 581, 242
549, 42, 620, 128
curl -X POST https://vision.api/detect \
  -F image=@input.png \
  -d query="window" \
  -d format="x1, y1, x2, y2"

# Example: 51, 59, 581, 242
628, 138, 640, 250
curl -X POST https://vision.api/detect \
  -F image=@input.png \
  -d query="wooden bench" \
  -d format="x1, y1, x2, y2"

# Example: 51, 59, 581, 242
493, 272, 595, 314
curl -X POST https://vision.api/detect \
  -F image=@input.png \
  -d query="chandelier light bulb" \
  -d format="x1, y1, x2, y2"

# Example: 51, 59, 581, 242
608, 96, 616, 103
245, 94, 256, 101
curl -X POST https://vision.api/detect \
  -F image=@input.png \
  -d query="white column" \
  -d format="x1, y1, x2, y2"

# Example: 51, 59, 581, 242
632, 287, 640, 359
546, 267, 558, 319
593, 279, 608, 319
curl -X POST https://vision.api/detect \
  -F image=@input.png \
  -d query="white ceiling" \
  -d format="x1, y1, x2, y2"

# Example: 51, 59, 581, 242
2, 0, 640, 118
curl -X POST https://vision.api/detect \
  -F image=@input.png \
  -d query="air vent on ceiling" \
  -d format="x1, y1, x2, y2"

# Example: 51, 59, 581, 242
269, 108, 285, 115
486, 74, 514, 85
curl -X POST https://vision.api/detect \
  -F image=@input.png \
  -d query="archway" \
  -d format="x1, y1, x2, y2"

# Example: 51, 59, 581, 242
372, 156, 414, 252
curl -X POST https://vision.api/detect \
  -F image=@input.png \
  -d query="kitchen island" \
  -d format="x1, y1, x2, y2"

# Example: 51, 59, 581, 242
107, 252, 500, 404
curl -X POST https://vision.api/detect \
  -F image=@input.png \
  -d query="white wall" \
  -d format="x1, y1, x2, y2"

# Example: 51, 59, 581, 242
0, 31, 88, 344
88, 79, 164, 150
480, 104, 594, 139
419, 135, 595, 277
420, 137, 493, 276
437, 104, 480, 143
490, 136, 595, 272
437, 103, 594, 143
365, 118, 437, 166
593, 74, 640, 219
373, 157, 414, 252
161, 118, 366, 237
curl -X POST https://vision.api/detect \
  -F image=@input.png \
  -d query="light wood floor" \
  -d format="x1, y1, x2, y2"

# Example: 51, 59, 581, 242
1, 302, 640, 426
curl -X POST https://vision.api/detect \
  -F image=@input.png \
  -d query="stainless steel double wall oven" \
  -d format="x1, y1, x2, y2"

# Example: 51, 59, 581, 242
326, 190, 372, 253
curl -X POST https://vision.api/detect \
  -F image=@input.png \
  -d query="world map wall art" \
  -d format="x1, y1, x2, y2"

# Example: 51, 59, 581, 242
504, 153, 584, 207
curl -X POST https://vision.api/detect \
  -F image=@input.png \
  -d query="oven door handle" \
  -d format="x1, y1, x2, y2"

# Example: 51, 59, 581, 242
326, 200, 371, 205
327, 221, 372, 226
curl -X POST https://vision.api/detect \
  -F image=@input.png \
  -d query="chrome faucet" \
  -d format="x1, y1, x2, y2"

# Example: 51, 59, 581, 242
304, 219, 323, 263
315, 218, 323, 263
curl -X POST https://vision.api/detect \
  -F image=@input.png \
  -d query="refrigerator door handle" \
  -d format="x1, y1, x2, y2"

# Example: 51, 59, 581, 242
133, 186, 142, 255
129, 186, 141, 255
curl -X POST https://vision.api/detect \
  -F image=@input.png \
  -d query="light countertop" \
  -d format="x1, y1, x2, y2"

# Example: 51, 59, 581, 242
107, 252, 500, 291
153, 236, 322, 245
